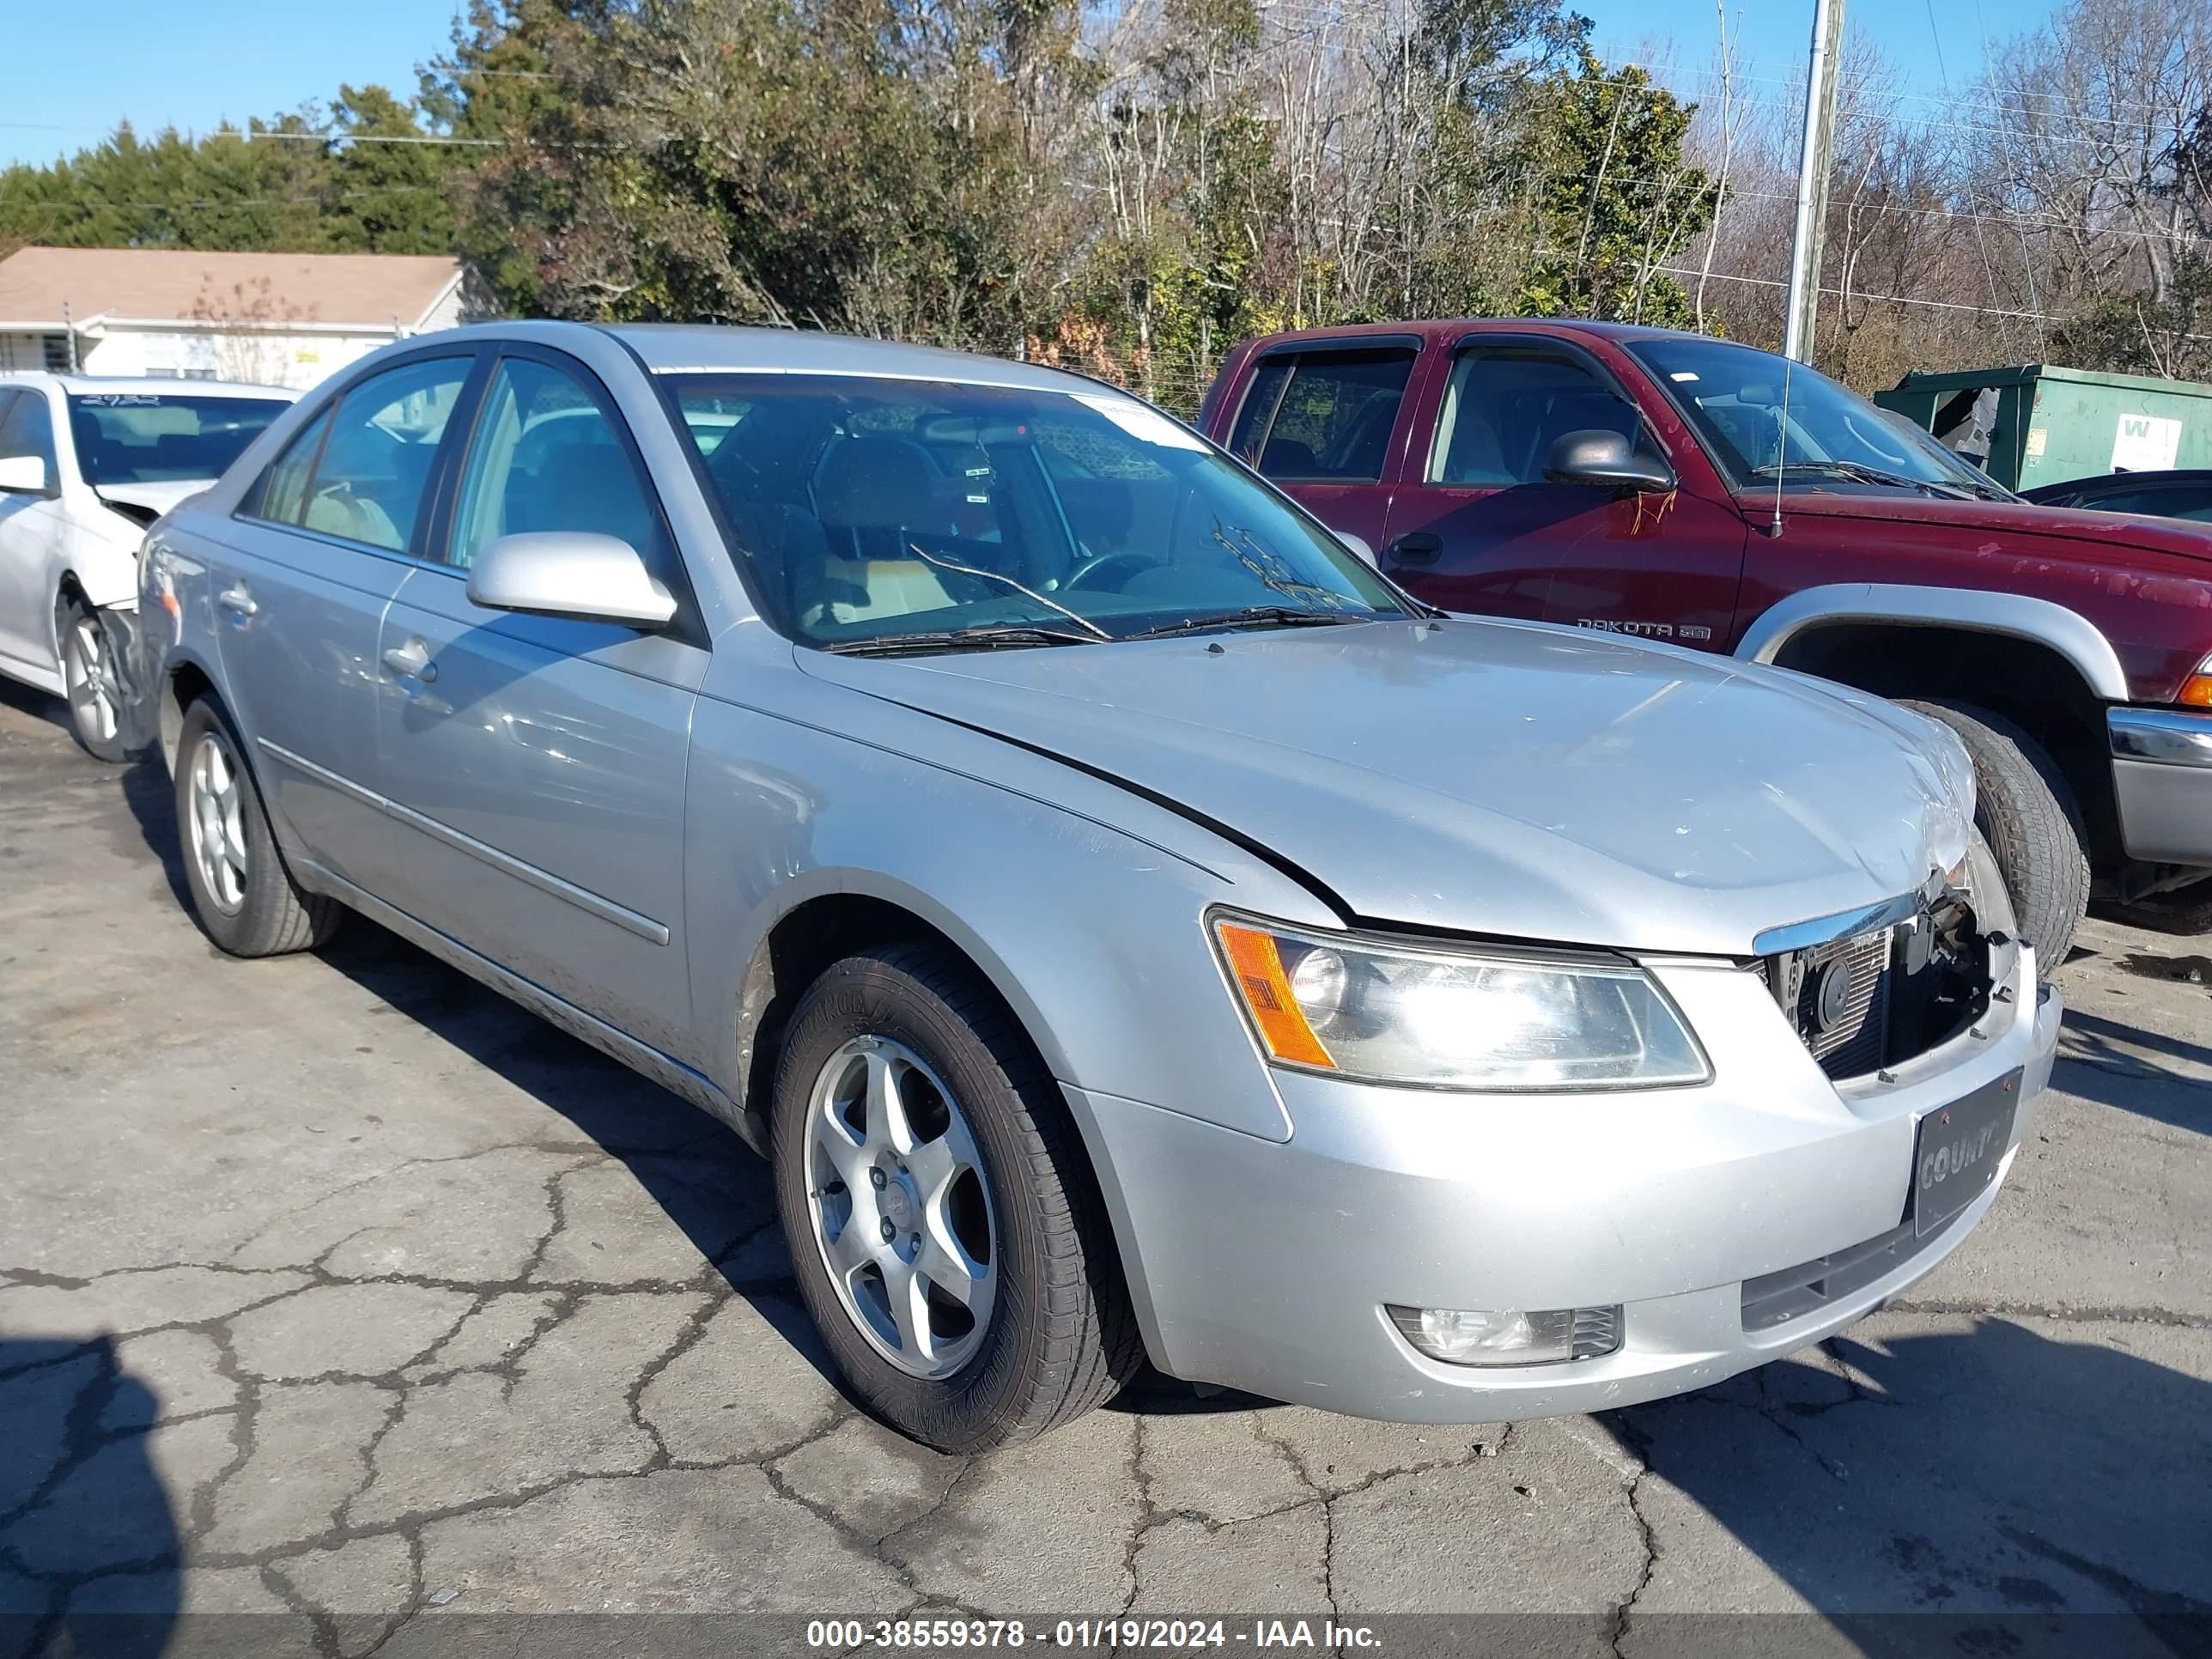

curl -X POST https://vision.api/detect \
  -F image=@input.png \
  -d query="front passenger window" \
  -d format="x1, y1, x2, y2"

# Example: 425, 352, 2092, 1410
447, 358, 662, 570
1429, 349, 1650, 487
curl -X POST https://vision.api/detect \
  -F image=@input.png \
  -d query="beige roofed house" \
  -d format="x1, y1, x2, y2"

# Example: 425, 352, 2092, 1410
0, 246, 475, 388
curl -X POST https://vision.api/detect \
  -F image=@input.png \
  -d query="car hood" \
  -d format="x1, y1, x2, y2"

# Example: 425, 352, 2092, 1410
1737, 488, 2212, 572
800, 617, 1976, 957
94, 479, 213, 520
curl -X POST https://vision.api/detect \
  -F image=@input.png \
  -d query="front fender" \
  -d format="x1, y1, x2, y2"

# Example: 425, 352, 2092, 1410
1735, 582, 2130, 703
61, 516, 144, 612
682, 695, 1331, 1147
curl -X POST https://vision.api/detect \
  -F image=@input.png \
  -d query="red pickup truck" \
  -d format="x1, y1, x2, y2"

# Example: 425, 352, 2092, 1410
1199, 319, 2212, 963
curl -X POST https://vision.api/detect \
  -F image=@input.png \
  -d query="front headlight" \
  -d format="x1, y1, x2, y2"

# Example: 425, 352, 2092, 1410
1211, 915, 1711, 1091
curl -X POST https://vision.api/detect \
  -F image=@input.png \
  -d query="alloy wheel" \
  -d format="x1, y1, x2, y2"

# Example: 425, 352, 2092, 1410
803, 1036, 998, 1379
186, 726, 250, 915
64, 616, 118, 748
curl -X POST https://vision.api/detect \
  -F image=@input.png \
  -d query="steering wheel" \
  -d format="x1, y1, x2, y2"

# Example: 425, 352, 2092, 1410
1065, 550, 1159, 592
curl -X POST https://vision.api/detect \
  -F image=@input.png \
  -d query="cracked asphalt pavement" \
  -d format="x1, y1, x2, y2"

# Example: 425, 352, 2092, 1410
2, 677, 2209, 1657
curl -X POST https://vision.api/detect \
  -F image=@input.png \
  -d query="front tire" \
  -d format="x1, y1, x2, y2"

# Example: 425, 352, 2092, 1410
174, 698, 343, 957
772, 944, 1140, 1452
1899, 699, 2088, 966
59, 599, 130, 763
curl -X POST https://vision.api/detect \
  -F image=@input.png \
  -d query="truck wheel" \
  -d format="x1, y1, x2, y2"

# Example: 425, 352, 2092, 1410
175, 698, 343, 957
772, 943, 1141, 1452
2107, 876, 2212, 937
59, 598, 131, 764
1899, 700, 2088, 966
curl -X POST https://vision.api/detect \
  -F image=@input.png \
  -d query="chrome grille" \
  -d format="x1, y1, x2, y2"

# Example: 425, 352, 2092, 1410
1769, 925, 1895, 1080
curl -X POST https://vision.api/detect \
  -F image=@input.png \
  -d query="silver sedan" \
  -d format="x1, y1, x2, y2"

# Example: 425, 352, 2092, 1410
132, 322, 2059, 1449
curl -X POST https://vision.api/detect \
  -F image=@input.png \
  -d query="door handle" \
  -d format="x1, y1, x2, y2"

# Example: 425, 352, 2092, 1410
1384, 532, 1443, 567
381, 641, 438, 684
216, 584, 258, 617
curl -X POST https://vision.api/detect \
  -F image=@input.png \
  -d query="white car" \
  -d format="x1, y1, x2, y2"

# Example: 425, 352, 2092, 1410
0, 374, 295, 758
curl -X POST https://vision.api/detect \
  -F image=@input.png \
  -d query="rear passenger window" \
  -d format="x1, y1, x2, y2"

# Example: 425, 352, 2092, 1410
1231, 349, 1414, 483
447, 357, 663, 570
265, 358, 470, 552
251, 407, 333, 526
1429, 349, 1651, 487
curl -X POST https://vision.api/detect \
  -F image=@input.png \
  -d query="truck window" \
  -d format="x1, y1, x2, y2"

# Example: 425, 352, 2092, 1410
1428, 349, 1650, 487
1229, 349, 1415, 483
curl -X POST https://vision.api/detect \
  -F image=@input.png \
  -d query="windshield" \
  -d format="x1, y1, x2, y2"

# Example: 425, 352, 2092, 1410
1624, 338, 2009, 498
664, 374, 1409, 649
68, 393, 291, 486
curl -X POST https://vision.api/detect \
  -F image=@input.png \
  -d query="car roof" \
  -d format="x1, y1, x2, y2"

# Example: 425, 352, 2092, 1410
594, 322, 1123, 396
1235, 318, 1723, 353
0, 371, 297, 399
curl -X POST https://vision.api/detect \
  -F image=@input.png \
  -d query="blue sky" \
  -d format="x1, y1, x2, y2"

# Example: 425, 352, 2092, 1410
1, 0, 2063, 168
1592, 0, 2060, 100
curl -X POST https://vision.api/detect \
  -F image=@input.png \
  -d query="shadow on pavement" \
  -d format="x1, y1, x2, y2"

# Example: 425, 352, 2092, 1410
0, 1338, 179, 1659
309, 918, 849, 1380
106, 750, 921, 1425
0, 674, 71, 738
2054, 1008, 2210, 1137
1601, 1318, 2212, 1645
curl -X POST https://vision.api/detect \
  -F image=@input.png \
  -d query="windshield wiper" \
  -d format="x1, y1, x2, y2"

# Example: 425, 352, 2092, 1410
821, 624, 1104, 657
1120, 605, 1382, 641
1752, 459, 1974, 500
902, 540, 1111, 640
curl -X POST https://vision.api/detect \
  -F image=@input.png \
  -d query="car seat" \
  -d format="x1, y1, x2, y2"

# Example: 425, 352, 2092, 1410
805, 436, 957, 627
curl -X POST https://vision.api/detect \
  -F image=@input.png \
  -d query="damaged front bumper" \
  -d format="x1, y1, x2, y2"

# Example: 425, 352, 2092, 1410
95, 600, 161, 757
1075, 931, 2058, 1424
2110, 705, 2212, 866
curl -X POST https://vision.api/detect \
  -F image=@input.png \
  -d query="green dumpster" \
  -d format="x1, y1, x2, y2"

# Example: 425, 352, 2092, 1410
1875, 363, 2212, 491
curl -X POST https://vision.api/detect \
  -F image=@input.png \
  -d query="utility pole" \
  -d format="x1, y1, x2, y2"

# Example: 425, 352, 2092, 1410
1783, 0, 1845, 362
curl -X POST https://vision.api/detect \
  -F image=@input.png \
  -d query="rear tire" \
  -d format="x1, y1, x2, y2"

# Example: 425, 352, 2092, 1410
1899, 699, 2088, 966
772, 943, 1140, 1452
59, 598, 131, 764
174, 698, 343, 957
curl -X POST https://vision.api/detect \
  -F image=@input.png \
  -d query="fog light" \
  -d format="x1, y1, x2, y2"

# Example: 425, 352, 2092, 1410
1387, 1304, 1622, 1367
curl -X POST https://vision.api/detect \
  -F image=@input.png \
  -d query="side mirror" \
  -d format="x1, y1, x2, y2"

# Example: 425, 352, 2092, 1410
465, 532, 678, 629
1336, 532, 1376, 567
0, 453, 50, 495
1542, 429, 1677, 495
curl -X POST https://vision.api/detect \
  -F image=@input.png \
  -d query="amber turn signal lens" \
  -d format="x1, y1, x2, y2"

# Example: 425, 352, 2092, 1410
1215, 922, 1335, 1068
2178, 673, 2212, 708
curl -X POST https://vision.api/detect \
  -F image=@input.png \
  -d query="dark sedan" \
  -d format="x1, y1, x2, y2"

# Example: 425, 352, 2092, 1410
2021, 468, 2212, 524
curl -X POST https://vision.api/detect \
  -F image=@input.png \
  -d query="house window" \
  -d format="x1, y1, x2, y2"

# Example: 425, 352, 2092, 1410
41, 334, 72, 373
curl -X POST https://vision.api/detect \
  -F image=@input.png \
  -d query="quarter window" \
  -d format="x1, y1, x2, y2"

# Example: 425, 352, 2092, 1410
447, 357, 663, 570
264, 357, 470, 552
1231, 349, 1415, 483
1428, 349, 1650, 487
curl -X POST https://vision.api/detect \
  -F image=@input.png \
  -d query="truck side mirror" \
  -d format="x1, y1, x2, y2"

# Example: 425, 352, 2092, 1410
1542, 430, 1677, 495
